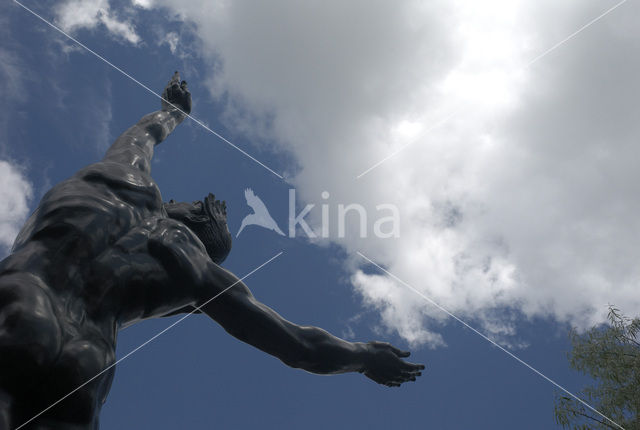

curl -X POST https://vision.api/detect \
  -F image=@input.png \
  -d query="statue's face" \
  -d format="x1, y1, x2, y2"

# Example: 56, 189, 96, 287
166, 201, 198, 219
191, 200, 204, 212
164, 197, 232, 264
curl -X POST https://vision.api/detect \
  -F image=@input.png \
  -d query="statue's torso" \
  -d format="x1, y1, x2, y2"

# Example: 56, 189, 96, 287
0, 161, 170, 419
0, 159, 166, 345
6, 161, 164, 285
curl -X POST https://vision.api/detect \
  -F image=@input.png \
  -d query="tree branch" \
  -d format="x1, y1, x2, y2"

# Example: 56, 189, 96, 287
562, 405, 620, 430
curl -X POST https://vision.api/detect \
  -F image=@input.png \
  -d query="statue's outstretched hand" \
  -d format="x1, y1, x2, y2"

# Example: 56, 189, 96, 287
360, 341, 425, 387
162, 71, 192, 115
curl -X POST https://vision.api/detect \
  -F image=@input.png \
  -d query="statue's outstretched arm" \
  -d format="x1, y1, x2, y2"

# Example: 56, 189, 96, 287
103, 71, 191, 174
199, 265, 425, 387
98, 218, 424, 387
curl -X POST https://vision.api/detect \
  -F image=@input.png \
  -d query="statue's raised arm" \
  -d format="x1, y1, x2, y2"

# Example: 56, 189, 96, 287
103, 71, 191, 174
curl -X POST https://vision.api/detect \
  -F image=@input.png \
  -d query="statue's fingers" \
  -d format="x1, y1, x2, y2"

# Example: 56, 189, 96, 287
390, 345, 410, 357
401, 361, 425, 371
166, 74, 177, 89
403, 370, 419, 381
165, 84, 174, 102
182, 82, 191, 102
395, 376, 412, 384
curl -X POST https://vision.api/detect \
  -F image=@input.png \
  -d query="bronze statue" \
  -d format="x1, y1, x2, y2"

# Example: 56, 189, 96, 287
0, 72, 424, 429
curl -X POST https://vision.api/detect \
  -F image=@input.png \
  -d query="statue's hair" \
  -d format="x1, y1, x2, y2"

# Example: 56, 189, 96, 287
164, 194, 232, 264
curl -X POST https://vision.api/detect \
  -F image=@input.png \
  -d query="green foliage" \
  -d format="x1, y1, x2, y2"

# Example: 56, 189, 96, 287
554, 306, 640, 430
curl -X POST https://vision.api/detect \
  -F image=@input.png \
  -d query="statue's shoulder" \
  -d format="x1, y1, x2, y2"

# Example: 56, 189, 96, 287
75, 161, 158, 193
88, 216, 207, 290
146, 218, 210, 280
148, 217, 206, 253
106, 217, 199, 251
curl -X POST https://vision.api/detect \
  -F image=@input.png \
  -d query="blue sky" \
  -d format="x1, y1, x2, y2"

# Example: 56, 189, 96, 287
2, 0, 638, 428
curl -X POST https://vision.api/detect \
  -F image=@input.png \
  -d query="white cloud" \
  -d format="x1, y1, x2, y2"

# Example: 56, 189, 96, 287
0, 6, 31, 140
56, 0, 140, 45
161, 31, 179, 54
0, 48, 27, 102
0, 161, 32, 254
0, 46, 30, 154
90, 78, 114, 152
132, 0, 154, 9
0, 6, 38, 256
114, 0, 640, 347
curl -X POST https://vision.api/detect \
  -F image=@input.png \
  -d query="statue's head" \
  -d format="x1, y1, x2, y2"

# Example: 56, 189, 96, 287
164, 194, 232, 264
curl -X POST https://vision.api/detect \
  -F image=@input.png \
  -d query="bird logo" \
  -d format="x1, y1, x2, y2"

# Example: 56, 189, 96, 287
236, 188, 285, 237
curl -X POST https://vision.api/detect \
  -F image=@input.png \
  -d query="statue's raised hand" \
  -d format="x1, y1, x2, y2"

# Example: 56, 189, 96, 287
161, 71, 192, 115
360, 341, 425, 387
